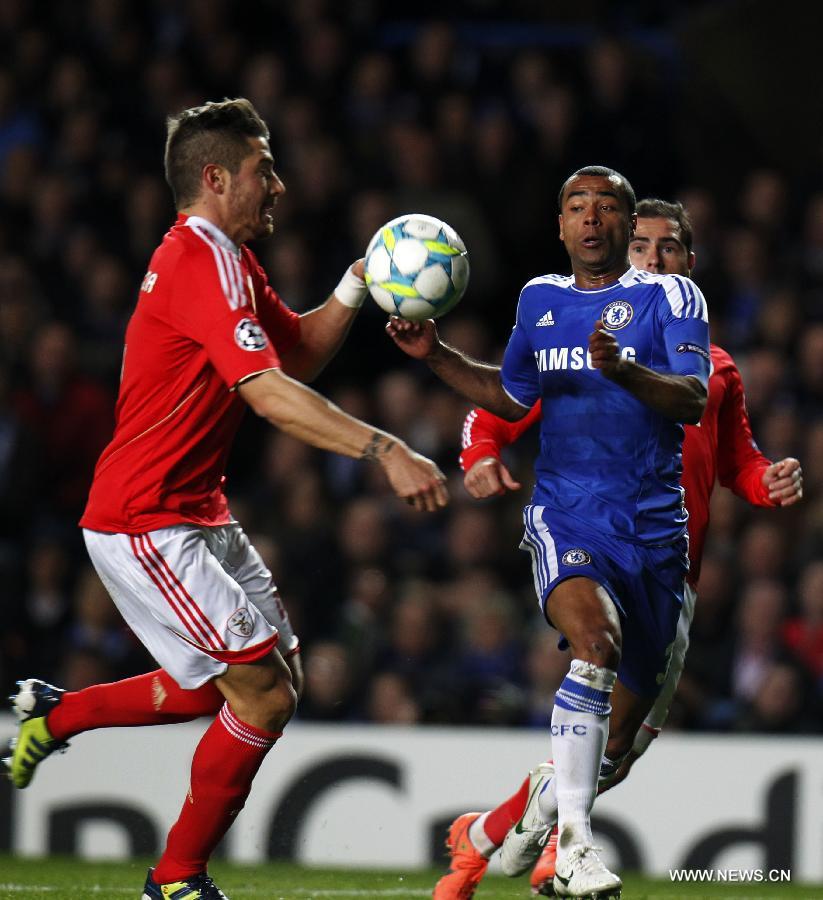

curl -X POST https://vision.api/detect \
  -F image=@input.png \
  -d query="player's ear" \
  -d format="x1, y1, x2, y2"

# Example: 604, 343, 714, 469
203, 164, 226, 195
687, 251, 696, 272
558, 213, 564, 241
629, 213, 637, 237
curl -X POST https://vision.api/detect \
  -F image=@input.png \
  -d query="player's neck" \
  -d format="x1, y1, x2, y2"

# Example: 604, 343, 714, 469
178, 203, 239, 252
572, 262, 629, 291
179, 203, 239, 248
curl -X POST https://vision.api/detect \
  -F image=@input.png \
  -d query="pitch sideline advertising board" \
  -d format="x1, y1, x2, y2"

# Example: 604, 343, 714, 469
1, 717, 821, 882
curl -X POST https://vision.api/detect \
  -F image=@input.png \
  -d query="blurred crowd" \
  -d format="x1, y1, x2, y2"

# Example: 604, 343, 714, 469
0, 1, 821, 735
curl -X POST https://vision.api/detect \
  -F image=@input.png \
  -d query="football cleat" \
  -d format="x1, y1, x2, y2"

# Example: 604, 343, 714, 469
500, 762, 554, 876
530, 827, 558, 895
142, 868, 230, 900
432, 812, 489, 900
4, 678, 68, 789
553, 845, 621, 899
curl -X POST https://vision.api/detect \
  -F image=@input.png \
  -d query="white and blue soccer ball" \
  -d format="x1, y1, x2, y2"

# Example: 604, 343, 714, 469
364, 213, 469, 321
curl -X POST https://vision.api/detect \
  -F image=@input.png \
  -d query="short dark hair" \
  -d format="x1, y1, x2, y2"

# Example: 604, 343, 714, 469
164, 98, 269, 208
636, 198, 694, 253
558, 165, 636, 214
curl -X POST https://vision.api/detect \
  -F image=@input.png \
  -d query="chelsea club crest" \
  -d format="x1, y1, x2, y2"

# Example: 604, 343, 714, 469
601, 300, 633, 330
562, 548, 592, 566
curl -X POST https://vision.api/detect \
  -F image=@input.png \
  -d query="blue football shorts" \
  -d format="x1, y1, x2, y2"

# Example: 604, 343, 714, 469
520, 504, 689, 698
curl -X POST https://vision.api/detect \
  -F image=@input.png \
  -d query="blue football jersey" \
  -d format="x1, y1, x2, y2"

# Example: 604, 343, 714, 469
501, 265, 710, 545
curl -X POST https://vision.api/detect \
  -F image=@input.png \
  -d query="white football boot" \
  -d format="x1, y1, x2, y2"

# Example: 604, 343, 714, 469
500, 761, 555, 876
553, 845, 622, 899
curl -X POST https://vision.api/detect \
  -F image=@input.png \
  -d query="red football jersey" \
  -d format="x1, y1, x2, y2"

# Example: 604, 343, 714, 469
80, 215, 301, 534
459, 345, 775, 586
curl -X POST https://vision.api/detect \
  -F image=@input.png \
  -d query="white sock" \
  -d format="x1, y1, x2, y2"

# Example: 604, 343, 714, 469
551, 659, 616, 857
467, 811, 496, 858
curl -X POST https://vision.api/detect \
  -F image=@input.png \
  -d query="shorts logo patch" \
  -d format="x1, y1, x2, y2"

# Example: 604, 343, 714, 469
234, 318, 268, 351
601, 300, 633, 330
227, 607, 254, 637
562, 548, 591, 566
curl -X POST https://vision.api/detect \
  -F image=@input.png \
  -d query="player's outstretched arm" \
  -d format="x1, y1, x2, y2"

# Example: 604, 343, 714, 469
588, 320, 707, 424
278, 261, 368, 383
386, 316, 529, 421
238, 369, 448, 511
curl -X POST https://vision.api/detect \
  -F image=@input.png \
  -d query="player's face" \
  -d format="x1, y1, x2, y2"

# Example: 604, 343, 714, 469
226, 137, 285, 243
558, 175, 635, 274
630, 217, 695, 277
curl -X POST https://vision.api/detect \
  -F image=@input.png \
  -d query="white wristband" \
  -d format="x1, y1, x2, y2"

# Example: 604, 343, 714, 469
334, 265, 368, 309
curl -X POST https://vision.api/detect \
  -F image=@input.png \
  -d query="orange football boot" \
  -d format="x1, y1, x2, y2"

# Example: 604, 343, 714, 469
433, 812, 489, 899
529, 826, 558, 896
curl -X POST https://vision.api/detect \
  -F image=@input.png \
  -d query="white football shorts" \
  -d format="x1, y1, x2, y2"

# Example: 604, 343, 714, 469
83, 522, 299, 689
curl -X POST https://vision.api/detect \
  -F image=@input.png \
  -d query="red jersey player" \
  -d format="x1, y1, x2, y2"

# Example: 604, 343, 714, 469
435, 199, 803, 899
4, 98, 447, 900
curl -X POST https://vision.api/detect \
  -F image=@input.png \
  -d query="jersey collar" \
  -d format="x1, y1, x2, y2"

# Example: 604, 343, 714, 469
569, 265, 640, 293
179, 214, 240, 257
619, 265, 642, 286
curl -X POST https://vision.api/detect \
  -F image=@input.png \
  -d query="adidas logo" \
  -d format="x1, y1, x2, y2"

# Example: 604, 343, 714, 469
536, 310, 555, 326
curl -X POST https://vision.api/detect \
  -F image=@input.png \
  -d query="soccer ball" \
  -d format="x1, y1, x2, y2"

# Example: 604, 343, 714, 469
364, 213, 469, 321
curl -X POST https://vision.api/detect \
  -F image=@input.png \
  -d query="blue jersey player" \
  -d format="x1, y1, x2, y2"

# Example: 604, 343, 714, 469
387, 166, 710, 899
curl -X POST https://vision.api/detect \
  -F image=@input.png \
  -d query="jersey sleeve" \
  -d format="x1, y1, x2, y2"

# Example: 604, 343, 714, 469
170, 250, 282, 390
716, 359, 775, 505
658, 276, 711, 388
500, 295, 541, 407
244, 247, 302, 356
459, 402, 541, 471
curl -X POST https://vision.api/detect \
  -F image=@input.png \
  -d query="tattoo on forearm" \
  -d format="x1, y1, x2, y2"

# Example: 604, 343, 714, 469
361, 433, 396, 461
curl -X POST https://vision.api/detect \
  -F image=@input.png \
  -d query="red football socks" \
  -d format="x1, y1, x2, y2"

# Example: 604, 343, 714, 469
483, 774, 531, 845
46, 669, 223, 741
152, 703, 280, 883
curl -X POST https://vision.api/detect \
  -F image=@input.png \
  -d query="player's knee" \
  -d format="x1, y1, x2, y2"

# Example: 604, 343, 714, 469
571, 626, 620, 670
263, 676, 297, 731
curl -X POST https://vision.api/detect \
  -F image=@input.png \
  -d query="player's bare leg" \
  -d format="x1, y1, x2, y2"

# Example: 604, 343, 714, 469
144, 651, 296, 900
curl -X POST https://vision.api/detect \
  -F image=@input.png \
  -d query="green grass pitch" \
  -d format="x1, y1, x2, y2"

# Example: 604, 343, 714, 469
1, 858, 822, 900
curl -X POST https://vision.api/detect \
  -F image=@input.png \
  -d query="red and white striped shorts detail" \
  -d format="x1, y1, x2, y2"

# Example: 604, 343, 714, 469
83, 524, 282, 689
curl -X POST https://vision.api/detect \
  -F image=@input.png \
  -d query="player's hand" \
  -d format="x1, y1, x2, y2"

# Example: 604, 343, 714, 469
464, 456, 522, 498
385, 315, 439, 360
762, 457, 803, 506
351, 258, 365, 280
588, 320, 622, 376
380, 442, 449, 511
597, 749, 640, 795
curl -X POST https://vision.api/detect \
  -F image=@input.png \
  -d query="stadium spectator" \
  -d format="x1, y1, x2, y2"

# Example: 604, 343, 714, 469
364, 670, 421, 724
783, 560, 823, 687
12, 322, 114, 526
298, 640, 357, 722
